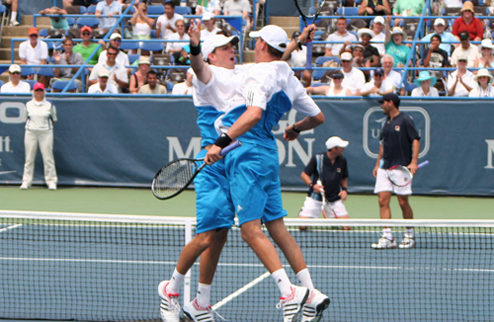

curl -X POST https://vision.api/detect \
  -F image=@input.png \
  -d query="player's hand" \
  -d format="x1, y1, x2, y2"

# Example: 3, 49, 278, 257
408, 162, 418, 175
283, 125, 300, 141
338, 190, 348, 201
314, 183, 324, 194
299, 24, 316, 43
205, 145, 222, 165
188, 19, 201, 46
372, 165, 379, 178
53, 51, 61, 63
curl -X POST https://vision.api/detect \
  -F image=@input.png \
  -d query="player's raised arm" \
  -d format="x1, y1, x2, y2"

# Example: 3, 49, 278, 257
188, 19, 212, 84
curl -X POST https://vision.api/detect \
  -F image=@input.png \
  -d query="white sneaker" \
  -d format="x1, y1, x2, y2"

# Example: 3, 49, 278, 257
20, 182, 30, 190
184, 299, 217, 322
371, 235, 397, 249
399, 234, 416, 249
47, 182, 57, 190
276, 285, 310, 322
10, 20, 19, 26
301, 289, 330, 322
158, 280, 181, 322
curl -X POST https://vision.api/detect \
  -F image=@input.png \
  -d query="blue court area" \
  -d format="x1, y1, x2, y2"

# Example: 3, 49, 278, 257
0, 220, 493, 322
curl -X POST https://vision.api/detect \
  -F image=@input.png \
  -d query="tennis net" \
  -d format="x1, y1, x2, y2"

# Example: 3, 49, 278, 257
0, 210, 493, 322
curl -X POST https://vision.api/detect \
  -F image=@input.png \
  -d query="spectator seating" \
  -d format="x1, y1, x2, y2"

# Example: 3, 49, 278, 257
87, 5, 97, 15
0, 5, 7, 40
335, 6, 360, 16
76, 16, 100, 28
24, 79, 37, 89
405, 83, 418, 94
120, 41, 140, 51
315, 55, 340, 66
52, 80, 78, 92
0, 80, 4, 88
140, 42, 165, 53
174, 6, 192, 15
128, 53, 140, 64
20, 67, 36, 77
152, 53, 174, 65
79, 6, 87, 14
37, 67, 56, 78
167, 68, 187, 83
147, 6, 165, 15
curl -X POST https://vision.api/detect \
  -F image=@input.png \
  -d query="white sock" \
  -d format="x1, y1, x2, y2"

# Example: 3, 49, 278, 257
383, 228, 393, 239
11, 12, 17, 22
196, 283, 211, 307
296, 268, 314, 291
166, 268, 184, 295
272, 268, 292, 298
405, 228, 414, 237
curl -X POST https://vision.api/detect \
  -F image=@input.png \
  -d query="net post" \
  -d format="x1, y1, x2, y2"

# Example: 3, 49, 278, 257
184, 217, 193, 304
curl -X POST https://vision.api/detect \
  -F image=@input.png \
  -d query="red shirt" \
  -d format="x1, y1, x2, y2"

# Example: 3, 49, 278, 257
453, 16, 484, 40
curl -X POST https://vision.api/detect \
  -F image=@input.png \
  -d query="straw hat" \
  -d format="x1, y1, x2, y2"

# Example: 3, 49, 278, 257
414, 71, 437, 87
138, 56, 151, 65
460, 1, 475, 14
474, 68, 493, 83
391, 27, 406, 37
357, 28, 375, 39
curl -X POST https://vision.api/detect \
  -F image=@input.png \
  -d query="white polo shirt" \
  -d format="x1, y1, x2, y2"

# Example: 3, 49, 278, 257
451, 45, 480, 67
411, 86, 439, 97
156, 13, 184, 40
1, 81, 31, 93
19, 40, 49, 65
89, 62, 129, 92
96, 0, 122, 29
383, 69, 403, 90
342, 67, 366, 93
88, 83, 118, 94
325, 31, 357, 56
447, 70, 475, 97
360, 80, 392, 97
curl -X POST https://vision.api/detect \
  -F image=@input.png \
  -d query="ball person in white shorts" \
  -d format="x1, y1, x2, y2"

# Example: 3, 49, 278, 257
299, 136, 350, 229
372, 93, 420, 249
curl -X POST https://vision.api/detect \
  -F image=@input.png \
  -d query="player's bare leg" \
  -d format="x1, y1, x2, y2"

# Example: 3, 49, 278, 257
372, 191, 397, 249
397, 194, 415, 248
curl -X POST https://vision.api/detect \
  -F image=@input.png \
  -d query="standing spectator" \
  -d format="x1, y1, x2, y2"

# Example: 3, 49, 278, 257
358, 67, 393, 96
452, 1, 483, 42
340, 52, 366, 94
165, 19, 190, 54
87, 68, 118, 94
172, 69, 194, 95
20, 83, 58, 191
5, 0, 19, 26
0, 64, 31, 93
357, 28, 380, 67
474, 39, 494, 70
306, 70, 353, 96
195, 0, 221, 15
468, 68, 494, 97
324, 17, 357, 57
392, 0, 424, 27
200, 12, 221, 41
95, 0, 123, 36
138, 70, 167, 94
89, 46, 129, 92
298, 136, 350, 230
370, 16, 386, 56
358, 0, 391, 17
98, 33, 130, 67
156, 1, 184, 40
19, 27, 49, 65
447, 55, 475, 96
130, 2, 154, 40
223, 0, 252, 27
53, 37, 84, 91
421, 18, 457, 55
411, 71, 439, 97
129, 56, 151, 94
450, 31, 479, 67
73, 26, 103, 67
421, 34, 450, 69
385, 16, 410, 67
372, 93, 420, 249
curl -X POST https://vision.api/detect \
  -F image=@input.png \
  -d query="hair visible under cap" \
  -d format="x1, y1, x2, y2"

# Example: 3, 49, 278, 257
431, 34, 442, 43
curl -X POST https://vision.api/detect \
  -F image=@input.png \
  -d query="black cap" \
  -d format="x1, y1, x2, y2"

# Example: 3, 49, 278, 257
459, 31, 470, 40
374, 67, 384, 76
378, 92, 400, 107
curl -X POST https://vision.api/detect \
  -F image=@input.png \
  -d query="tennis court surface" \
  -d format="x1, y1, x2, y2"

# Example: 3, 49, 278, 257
1, 211, 493, 322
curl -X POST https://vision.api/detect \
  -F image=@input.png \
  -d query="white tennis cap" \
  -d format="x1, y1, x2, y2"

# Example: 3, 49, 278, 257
249, 25, 288, 53
202, 12, 213, 21
373, 16, 385, 25
434, 18, 446, 26
9, 64, 21, 73
201, 34, 239, 60
98, 68, 110, 77
326, 136, 349, 150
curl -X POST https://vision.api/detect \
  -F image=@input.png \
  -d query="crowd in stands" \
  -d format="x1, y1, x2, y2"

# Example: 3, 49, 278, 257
3, 0, 494, 98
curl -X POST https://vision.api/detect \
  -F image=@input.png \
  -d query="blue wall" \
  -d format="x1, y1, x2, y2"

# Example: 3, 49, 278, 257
0, 97, 493, 196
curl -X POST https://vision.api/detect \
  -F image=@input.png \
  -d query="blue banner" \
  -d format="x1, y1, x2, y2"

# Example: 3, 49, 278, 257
0, 97, 493, 195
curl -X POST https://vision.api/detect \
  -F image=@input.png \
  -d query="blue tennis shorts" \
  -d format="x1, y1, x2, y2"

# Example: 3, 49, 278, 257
194, 149, 235, 234
224, 142, 287, 226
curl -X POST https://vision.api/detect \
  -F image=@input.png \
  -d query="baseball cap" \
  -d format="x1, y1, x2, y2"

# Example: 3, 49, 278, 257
378, 92, 400, 106
98, 68, 110, 78
9, 64, 21, 73
374, 67, 384, 76
81, 26, 92, 33
373, 16, 385, 25
434, 18, 446, 26
202, 12, 213, 21
33, 82, 45, 91
201, 34, 239, 60
341, 52, 353, 61
459, 31, 470, 40
249, 25, 289, 53
110, 33, 122, 40
457, 54, 468, 61
326, 136, 349, 150
138, 56, 151, 65
28, 27, 39, 36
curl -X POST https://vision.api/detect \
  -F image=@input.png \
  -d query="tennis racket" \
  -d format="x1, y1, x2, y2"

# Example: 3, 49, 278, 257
316, 179, 328, 218
293, 0, 326, 70
387, 160, 429, 187
152, 140, 241, 200
0, 170, 15, 175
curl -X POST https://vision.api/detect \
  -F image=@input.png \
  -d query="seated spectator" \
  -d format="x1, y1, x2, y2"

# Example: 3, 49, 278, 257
200, 12, 221, 41
5, 0, 19, 26
89, 46, 128, 92
62, 0, 91, 7
452, 2, 483, 42
474, 39, 494, 70
357, 28, 380, 67
447, 55, 475, 96
156, 1, 184, 40
381, 54, 403, 91
421, 34, 450, 69
130, 2, 154, 40
98, 33, 130, 67
73, 26, 103, 67
195, 0, 221, 15
358, 67, 393, 96
450, 31, 479, 67
286, 30, 312, 86
172, 69, 193, 95
411, 71, 439, 97
392, 0, 424, 28
0, 64, 30, 93
355, 0, 391, 29
138, 70, 168, 94
340, 52, 366, 94
129, 56, 151, 94
88, 68, 118, 94
384, 16, 410, 67
38, 6, 70, 37
52, 37, 84, 91
19, 27, 48, 66
95, 0, 123, 37
324, 17, 357, 57
421, 18, 457, 55
469, 68, 494, 97
350, 44, 367, 69
370, 16, 386, 56
166, 19, 190, 54
223, 0, 252, 28
306, 70, 353, 97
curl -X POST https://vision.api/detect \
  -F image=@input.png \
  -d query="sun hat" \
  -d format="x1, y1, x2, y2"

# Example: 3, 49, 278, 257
138, 56, 151, 65
460, 1, 475, 14
481, 39, 494, 49
391, 27, 405, 37
414, 71, 437, 87
358, 28, 375, 39
474, 68, 494, 83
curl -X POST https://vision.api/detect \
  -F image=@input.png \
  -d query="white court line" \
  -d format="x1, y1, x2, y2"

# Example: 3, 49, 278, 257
0, 257, 176, 265
212, 271, 271, 311
0, 223, 23, 233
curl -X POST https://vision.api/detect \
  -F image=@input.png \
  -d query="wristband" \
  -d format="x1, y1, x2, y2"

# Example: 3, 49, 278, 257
294, 37, 302, 47
291, 124, 301, 133
214, 133, 233, 148
342, 187, 348, 192
190, 43, 201, 56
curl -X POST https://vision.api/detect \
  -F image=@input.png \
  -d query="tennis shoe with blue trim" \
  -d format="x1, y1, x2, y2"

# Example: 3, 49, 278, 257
184, 298, 223, 322
399, 234, 416, 249
158, 280, 181, 322
276, 285, 310, 322
371, 235, 397, 249
301, 289, 330, 322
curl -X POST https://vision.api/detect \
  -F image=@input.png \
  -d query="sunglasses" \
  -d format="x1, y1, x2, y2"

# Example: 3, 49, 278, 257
459, 60, 468, 63
332, 76, 343, 80
29, 34, 38, 37
82, 32, 91, 36
374, 74, 383, 77
111, 38, 122, 42
107, 52, 117, 56
34, 89, 44, 92
64, 43, 74, 46
10, 72, 20, 75
342, 60, 351, 63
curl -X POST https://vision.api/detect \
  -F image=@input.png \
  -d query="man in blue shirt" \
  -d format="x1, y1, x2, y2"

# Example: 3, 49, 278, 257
421, 18, 457, 55
95, 0, 122, 32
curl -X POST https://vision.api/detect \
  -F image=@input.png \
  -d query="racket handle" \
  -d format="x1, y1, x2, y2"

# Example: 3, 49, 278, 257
306, 40, 313, 70
418, 160, 429, 168
219, 140, 241, 156
316, 179, 325, 193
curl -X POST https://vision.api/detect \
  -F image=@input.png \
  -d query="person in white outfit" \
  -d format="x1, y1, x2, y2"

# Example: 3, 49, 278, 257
0, 64, 31, 93
20, 82, 58, 190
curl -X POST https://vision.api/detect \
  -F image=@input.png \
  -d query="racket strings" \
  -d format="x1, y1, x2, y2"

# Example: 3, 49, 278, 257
296, 0, 313, 16
153, 160, 198, 198
388, 168, 412, 186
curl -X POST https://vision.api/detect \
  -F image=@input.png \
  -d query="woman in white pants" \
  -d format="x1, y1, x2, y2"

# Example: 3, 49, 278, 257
20, 82, 58, 190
